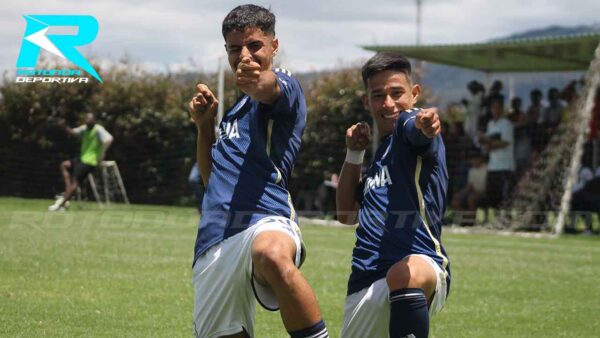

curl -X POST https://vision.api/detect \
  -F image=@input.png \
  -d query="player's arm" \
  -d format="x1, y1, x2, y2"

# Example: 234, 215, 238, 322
236, 57, 281, 105
57, 119, 83, 137
481, 125, 511, 151
188, 84, 218, 187
97, 126, 114, 163
406, 107, 442, 145
485, 138, 509, 151
337, 122, 371, 225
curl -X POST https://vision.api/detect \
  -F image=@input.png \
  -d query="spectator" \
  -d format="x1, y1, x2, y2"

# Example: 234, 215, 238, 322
463, 80, 485, 140
451, 150, 487, 226
509, 97, 533, 176
569, 167, 599, 234
481, 80, 504, 131
314, 173, 339, 217
314, 173, 338, 216
480, 96, 515, 210
539, 87, 563, 129
507, 97, 523, 123
527, 89, 545, 125
527, 89, 546, 152
444, 121, 473, 201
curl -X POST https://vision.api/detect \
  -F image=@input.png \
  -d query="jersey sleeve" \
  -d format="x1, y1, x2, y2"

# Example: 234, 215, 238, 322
267, 68, 306, 119
396, 108, 432, 147
72, 125, 86, 136
95, 125, 114, 143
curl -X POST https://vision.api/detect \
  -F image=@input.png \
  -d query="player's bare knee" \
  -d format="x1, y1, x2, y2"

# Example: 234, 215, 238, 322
253, 245, 296, 285
60, 161, 70, 169
386, 258, 435, 293
386, 261, 413, 290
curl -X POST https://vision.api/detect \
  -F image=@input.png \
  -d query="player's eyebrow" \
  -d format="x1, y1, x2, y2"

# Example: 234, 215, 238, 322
387, 85, 405, 91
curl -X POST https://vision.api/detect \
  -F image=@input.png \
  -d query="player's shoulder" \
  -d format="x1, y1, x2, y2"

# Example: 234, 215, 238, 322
273, 67, 299, 84
93, 124, 108, 131
274, 67, 293, 77
274, 67, 303, 95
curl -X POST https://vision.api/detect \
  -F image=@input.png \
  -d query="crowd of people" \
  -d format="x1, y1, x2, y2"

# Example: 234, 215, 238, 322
444, 78, 600, 229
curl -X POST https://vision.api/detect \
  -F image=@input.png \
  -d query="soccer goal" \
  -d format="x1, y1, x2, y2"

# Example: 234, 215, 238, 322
500, 42, 600, 235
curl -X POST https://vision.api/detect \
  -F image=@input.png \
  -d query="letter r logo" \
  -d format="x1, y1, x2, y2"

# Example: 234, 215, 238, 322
16, 15, 102, 82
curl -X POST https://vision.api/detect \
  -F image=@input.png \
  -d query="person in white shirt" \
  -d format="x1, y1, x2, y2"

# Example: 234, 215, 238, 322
480, 97, 514, 209
463, 80, 485, 141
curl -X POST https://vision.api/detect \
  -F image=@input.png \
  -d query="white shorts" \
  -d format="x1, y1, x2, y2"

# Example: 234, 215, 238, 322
341, 254, 448, 338
192, 216, 305, 338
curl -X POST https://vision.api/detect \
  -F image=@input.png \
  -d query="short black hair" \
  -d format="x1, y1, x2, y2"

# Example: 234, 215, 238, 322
222, 4, 276, 39
489, 95, 504, 108
361, 52, 412, 89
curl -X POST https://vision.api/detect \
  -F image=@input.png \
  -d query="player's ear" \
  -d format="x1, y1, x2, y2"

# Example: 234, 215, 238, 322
411, 84, 421, 106
362, 93, 370, 110
272, 36, 279, 56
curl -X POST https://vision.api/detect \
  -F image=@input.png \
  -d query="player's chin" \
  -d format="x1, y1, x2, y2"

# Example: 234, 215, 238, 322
378, 120, 396, 135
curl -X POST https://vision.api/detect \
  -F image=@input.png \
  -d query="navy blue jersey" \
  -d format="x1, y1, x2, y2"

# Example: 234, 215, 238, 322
193, 69, 306, 264
347, 108, 451, 295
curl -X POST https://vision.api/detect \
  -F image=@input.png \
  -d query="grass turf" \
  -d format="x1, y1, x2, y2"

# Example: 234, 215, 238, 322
0, 197, 599, 337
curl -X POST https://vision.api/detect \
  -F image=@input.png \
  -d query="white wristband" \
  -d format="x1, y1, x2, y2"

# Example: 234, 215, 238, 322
345, 149, 365, 165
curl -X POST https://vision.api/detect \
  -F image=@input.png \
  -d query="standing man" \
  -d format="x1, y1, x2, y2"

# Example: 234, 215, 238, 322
337, 52, 450, 338
480, 96, 515, 211
49, 112, 113, 211
188, 5, 329, 338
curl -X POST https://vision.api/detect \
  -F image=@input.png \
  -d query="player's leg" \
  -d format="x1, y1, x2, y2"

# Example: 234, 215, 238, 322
50, 160, 74, 210
467, 191, 481, 211
193, 229, 257, 338
385, 255, 438, 338
60, 160, 73, 192
252, 229, 329, 337
60, 180, 79, 207
341, 279, 390, 338
59, 161, 92, 207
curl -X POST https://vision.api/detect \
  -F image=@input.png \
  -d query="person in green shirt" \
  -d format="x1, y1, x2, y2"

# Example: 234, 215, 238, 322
49, 113, 113, 211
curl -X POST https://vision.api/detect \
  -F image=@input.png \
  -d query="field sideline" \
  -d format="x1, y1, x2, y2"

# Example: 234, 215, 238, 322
0, 197, 599, 337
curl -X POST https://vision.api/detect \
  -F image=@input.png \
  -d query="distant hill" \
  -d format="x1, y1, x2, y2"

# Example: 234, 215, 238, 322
492, 24, 600, 41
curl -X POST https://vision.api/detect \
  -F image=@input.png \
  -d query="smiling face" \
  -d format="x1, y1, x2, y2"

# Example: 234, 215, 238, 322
363, 70, 420, 136
224, 27, 278, 72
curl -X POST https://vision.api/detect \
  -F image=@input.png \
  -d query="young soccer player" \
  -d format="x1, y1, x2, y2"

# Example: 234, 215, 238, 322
336, 52, 450, 338
188, 5, 329, 338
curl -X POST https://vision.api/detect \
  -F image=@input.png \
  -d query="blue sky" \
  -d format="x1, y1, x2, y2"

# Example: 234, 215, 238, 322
1, 0, 599, 74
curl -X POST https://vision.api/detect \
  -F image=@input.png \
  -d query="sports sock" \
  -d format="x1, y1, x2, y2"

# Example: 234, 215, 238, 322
289, 319, 329, 338
389, 288, 429, 338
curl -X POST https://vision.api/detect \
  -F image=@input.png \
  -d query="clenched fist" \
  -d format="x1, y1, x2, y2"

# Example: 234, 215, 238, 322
415, 107, 441, 138
346, 122, 371, 151
236, 57, 261, 95
188, 84, 218, 126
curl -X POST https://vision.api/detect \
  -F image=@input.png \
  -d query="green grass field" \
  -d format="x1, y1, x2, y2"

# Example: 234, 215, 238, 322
1, 197, 599, 337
